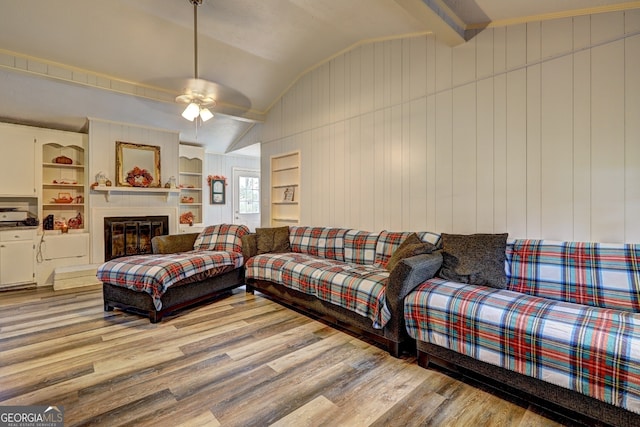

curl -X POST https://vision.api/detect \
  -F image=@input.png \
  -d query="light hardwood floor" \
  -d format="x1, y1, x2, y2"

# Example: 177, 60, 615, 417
1, 285, 577, 426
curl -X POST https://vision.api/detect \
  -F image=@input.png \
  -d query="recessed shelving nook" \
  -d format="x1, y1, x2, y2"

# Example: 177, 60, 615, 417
271, 151, 300, 226
40, 136, 87, 232
178, 144, 205, 231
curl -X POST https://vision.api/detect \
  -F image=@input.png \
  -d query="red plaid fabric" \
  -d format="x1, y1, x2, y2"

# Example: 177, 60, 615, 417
288, 226, 350, 261
374, 231, 441, 268
344, 230, 379, 265
246, 252, 391, 328
507, 240, 640, 312
193, 224, 250, 253
97, 250, 243, 310
404, 278, 640, 414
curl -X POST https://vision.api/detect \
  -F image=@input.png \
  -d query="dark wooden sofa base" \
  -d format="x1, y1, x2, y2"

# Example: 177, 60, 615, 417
417, 341, 640, 427
246, 279, 412, 357
103, 268, 244, 323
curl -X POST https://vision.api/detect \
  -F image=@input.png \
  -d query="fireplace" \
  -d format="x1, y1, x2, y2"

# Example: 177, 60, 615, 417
104, 216, 169, 261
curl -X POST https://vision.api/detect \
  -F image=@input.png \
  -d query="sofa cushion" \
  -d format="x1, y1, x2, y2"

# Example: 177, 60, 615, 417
288, 226, 349, 261
97, 250, 243, 310
256, 226, 291, 254
404, 278, 640, 415
385, 233, 436, 272
439, 233, 508, 289
343, 230, 379, 265
246, 252, 392, 328
375, 230, 441, 268
508, 240, 640, 312
193, 224, 250, 253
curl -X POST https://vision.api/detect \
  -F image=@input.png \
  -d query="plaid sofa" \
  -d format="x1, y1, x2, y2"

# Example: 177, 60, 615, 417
404, 240, 640, 425
244, 226, 441, 357
100, 224, 249, 322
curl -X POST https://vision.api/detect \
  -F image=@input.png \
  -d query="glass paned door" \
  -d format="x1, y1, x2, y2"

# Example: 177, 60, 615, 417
233, 168, 260, 231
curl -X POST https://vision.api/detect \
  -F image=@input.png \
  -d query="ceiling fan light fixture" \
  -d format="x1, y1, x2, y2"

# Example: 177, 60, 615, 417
177, 0, 217, 122
182, 102, 200, 121
199, 107, 214, 122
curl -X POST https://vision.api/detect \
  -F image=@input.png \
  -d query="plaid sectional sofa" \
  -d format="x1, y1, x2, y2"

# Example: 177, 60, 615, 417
404, 240, 640, 426
244, 226, 441, 357
100, 224, 249, 322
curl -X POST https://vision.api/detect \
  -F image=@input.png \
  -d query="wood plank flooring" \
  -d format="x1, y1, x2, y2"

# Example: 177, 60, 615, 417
0, 285, 578, 426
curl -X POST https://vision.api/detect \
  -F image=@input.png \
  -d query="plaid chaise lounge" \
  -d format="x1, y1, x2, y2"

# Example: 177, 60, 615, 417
99, 224, 249, 322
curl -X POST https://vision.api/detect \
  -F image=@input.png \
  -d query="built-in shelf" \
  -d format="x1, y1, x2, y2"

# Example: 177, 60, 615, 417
273, 166, 299, 173
271, 151, 300, 226
92, 186, 180, 202
179, 145, 204, 230
42, 162, 84, 169
40, 138, 87, 233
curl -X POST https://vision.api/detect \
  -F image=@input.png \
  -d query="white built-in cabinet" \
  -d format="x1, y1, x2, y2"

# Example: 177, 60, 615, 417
270, 151, 300, 226
178, 144, 205, 232
0, 122, 36, 197
34, 128, 90, 286
0, 228, 36, 289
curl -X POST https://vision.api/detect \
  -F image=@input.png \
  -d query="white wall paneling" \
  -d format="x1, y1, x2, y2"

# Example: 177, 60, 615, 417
204, 152, 260, 226
625, 34, 640, 240
261, 11, 640, 242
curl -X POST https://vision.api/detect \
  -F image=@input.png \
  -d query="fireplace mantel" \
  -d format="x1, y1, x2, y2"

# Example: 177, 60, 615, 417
93, 186, 180, 202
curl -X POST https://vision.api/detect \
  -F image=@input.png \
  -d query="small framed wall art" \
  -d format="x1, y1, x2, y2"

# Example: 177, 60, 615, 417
210, 178, 226, 204
283, 186, 295, 202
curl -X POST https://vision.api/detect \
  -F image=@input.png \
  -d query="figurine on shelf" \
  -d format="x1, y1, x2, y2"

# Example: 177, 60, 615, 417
96, 171, 107, 186
67, 212, 83, 229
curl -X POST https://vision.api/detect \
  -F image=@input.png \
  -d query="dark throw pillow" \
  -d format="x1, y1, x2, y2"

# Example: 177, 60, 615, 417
256, 226, 291, 254
386, 233, 436, 272
438, 233, 508, 289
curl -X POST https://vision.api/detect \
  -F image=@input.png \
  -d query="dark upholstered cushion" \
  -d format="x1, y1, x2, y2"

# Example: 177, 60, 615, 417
438, 233, 508, 289
151, 233, 199, 254
386, 233, 436, 272
241, 234, 258, 261
256, 226, 291, 254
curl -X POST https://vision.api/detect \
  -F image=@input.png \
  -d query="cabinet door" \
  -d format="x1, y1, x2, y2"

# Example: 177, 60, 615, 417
0, 240, 35, 285
0, 124, 35, 196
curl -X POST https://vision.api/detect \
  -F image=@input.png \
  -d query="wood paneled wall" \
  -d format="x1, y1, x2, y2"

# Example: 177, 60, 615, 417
261, 10, 640, 243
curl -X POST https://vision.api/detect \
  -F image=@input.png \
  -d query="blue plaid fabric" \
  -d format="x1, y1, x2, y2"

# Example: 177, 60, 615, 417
97, 250, 243, 310
246, 252, 391, 328
193, 224, 250, 252
508, 240, 640, 312
404, 278, 640, 414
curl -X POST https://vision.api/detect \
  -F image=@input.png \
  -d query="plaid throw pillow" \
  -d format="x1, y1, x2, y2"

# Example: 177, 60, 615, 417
193, 224, 250, 253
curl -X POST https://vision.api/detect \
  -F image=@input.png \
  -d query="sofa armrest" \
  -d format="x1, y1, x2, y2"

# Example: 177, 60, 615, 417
151, 233, 199, 254
241, 233, 258, 261
386, 251, 443, 305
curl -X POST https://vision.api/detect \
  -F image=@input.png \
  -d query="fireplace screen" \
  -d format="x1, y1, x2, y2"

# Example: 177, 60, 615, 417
104, 216, 169, 261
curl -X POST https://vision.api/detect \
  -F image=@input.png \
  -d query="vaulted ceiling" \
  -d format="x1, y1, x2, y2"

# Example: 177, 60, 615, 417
0, 0, 636, 156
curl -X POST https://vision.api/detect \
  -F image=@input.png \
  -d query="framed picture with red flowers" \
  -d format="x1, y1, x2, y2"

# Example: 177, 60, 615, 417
115, 141, 161, 188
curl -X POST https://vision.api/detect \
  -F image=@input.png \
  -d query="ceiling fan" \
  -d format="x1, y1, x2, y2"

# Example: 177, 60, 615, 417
175, 0, 216, 122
